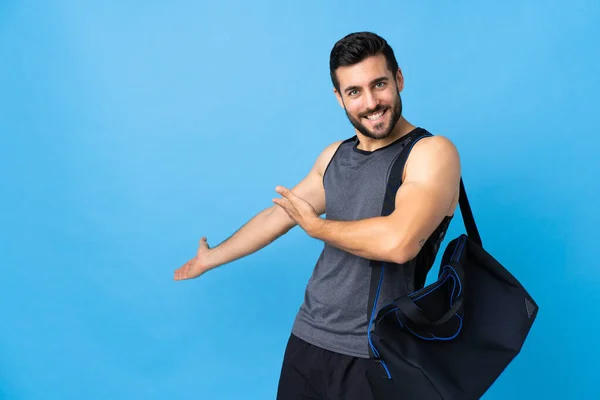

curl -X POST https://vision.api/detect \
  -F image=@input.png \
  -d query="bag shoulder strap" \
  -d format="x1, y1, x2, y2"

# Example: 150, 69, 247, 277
458, 178, 482, 246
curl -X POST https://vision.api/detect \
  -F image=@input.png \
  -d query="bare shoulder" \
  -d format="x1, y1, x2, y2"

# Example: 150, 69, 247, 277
403, 135, 461, 181
314, 140, 344, 176
413, 135, 459, 158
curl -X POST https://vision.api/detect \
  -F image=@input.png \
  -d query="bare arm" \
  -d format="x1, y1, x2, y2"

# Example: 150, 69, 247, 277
174, 140, 342, 280
204, 141, 341, 269
307, 136, 460, 264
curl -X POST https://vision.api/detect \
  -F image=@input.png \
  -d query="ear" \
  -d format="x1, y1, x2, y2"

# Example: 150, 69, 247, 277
395, 68, 405, 92
333, 88, 345, 108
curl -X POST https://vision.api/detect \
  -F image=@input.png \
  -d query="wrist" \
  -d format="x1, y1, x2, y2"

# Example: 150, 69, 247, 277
306, 217, 324, 238
202, 249, 219, 271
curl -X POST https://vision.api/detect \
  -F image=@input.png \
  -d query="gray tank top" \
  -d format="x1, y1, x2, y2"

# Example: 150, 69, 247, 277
291, 127, 453, 358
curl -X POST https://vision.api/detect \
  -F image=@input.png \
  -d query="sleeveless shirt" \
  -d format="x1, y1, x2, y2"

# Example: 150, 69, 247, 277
291, 127, 453, 358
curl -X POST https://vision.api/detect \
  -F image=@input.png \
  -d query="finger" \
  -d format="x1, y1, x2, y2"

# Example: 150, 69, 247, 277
179, 259, 191, 272
275, 186, 295, 200
273, 200, 295, 220
274, 196, 294, 206
180, 258, 192, 268
183, 258, 192, 271
272, 198, 288, 209
175, 259, 192, 280
273, 198, 295, 216
174, 263, 183, 280
174, 267, 183, 280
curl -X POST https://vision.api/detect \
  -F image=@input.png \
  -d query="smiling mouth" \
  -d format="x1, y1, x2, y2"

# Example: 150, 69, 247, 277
363, 109, 387, 122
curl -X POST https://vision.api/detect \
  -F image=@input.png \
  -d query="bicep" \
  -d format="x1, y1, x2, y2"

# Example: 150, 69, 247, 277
268, 140, 341, 222
390, 136, 461, 255
289, 168, 327, 215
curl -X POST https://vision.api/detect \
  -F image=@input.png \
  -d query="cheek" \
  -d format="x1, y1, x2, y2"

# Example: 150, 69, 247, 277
384, 91, 399, 105
346, 101, 363, 117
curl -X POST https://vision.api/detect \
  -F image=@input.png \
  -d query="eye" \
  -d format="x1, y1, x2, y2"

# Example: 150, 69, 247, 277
375, 82, 386, 88
348, 89, 359, 97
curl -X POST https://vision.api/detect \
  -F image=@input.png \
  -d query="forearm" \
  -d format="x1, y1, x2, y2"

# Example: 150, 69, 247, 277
205, 206, 294, 270
309, 216, 405, 264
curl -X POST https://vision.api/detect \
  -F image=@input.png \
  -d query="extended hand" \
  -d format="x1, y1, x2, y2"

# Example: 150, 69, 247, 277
174, 237, 212, 281
272, 186, 321, 236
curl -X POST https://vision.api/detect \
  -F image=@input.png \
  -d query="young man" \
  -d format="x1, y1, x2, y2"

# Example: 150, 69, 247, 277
174, 32, 461, 399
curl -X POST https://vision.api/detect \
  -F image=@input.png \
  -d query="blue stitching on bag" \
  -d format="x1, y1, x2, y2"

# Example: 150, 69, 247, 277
394, 288, 463, 341
379, 359, 392, 378
389, 264, 464, 340
423, 264, 462, 301
377, 229, 468, 343
368, 262, 385, 360
394, 307, 463, 341
444, 265, 462, 299
407, 237, 463, 302
394, 309, 404, 327
405, 314, 463, 341
367, 262, 393, 379
377, 235, 465, 320
451, 235, 467, 262
411, 269, 454, 302
448, 275, 457, 306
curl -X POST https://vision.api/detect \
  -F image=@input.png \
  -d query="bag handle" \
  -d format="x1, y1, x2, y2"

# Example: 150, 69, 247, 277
393, 290, 463, 327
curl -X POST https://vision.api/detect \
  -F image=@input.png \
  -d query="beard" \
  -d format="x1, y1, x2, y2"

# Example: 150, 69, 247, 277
345, 93, 402, 140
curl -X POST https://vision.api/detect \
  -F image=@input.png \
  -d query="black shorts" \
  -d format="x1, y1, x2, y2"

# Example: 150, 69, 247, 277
276, 333, 377, 400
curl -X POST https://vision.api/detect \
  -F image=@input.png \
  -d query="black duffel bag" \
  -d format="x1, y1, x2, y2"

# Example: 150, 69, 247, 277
365, 178, 539, 400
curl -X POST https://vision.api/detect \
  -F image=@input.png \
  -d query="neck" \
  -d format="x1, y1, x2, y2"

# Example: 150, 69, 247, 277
355, 117, 417, 152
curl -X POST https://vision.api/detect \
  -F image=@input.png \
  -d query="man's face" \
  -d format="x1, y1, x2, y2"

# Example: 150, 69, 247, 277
334, 54, 404, 140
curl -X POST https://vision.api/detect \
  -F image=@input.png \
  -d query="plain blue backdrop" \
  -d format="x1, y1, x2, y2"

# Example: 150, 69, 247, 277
1, 1, 598, 399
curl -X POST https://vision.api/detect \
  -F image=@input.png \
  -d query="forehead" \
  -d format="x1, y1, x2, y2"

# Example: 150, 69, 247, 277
336, 54, 393, 89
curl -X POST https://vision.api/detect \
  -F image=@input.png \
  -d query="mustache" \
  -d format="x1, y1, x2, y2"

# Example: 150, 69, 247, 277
360, 106, 386, 118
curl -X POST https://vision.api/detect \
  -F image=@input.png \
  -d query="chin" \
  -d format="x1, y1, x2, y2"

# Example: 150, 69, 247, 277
365, 123, 393, 140
347, 109, 396, 140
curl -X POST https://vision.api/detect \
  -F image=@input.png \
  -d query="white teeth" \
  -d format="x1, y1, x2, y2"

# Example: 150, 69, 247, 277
366, 111, 384, 120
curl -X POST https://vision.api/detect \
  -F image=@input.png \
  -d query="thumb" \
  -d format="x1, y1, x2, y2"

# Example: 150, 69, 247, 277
199, 237, 210, 248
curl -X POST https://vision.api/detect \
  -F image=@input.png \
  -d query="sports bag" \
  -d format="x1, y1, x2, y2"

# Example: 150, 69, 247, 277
365, 134, 539, 399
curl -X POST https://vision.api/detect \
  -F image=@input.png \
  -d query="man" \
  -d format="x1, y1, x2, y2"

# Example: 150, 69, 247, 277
174, 32, 461, 399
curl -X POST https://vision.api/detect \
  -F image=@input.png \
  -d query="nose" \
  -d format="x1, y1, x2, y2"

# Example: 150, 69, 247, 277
363, 90, 379, 111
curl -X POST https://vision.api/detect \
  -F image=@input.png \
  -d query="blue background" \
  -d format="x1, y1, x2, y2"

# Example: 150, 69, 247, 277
1, 1, 598, 399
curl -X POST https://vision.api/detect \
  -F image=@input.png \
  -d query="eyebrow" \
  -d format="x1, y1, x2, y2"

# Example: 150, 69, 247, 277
343, 76, 389, 94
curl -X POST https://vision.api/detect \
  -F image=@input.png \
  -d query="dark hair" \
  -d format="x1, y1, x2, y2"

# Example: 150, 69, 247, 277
329, 31, 399, 92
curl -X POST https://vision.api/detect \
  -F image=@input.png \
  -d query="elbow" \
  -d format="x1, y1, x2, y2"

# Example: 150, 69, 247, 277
387, 249, 412, 265
385, 239, 420, 265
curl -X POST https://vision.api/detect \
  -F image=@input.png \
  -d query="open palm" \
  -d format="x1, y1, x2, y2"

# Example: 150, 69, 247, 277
174, 237, 211, 280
